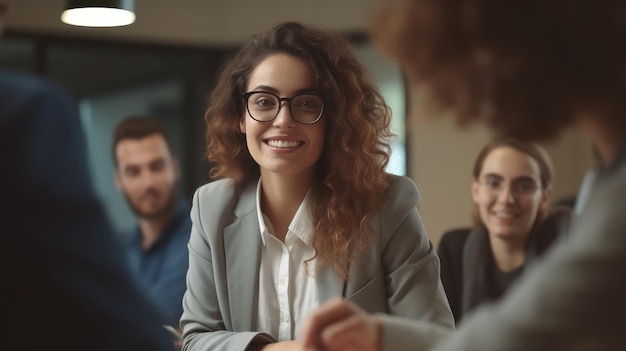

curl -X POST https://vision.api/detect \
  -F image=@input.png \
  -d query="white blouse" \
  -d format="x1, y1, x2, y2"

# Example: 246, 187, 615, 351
254, 178, 319, 341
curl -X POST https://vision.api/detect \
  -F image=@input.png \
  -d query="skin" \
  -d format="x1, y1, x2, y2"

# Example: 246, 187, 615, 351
240, 53, 326, 242
241, 53, 326, 350
114, 133, 180, 250
299, 297, 381, 351
471, 146, 550, 271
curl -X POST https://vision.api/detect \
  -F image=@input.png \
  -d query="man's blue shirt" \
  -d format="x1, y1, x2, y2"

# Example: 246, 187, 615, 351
125, 199, 192, 326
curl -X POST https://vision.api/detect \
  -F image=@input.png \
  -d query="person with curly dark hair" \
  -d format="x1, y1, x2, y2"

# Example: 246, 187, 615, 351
179, 22, 454, 351
299, 1, 626, 350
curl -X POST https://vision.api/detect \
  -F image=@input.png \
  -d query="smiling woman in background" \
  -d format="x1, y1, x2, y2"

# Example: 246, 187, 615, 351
438, 138, 567, 324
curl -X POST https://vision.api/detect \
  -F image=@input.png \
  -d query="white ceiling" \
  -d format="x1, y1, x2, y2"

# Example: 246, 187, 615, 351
5, 0, 378, 48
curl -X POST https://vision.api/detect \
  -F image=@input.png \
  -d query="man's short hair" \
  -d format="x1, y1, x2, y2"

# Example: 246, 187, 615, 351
112, 116, 174, 168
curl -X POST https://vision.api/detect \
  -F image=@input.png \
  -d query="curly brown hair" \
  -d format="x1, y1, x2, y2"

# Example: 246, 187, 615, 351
205, 22, 393, 277
373, 0, 626, 142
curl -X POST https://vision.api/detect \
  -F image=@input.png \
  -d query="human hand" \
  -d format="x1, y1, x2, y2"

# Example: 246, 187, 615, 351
163, 325, 183, 351
173, 338, 183, 351
248, 340, 301, 351
298, 297, 382, 351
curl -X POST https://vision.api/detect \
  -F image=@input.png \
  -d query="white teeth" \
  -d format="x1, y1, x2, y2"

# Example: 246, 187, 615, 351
267, 140, 300, 148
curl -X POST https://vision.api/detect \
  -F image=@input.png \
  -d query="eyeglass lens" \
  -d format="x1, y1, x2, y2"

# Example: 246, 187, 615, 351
481, 176, 539, 197
246, 92, 323, 123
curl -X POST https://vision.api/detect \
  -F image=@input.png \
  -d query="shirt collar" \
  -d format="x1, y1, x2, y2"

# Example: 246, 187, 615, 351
289, 190, 314, 245
135, 199, 189, 252
255, 177, 314, 246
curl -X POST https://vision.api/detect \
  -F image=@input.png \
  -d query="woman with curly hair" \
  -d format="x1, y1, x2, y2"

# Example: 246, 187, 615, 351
180, 22, 454, 351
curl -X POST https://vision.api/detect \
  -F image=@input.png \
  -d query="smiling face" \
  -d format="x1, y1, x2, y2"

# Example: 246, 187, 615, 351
472, 146, 550, 240
239, 53, 326, 180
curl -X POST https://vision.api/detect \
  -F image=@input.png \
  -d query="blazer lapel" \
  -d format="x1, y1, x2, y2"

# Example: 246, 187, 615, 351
223, 181, 261, 331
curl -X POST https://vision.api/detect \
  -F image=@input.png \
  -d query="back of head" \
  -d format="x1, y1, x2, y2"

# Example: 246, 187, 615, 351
373, 0, 626, 142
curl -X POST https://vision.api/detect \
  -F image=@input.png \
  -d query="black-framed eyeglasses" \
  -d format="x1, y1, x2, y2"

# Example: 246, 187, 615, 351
243, 91, 324, 124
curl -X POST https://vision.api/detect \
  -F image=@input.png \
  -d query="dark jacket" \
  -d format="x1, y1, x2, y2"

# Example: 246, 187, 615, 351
437, 208, 570, 324
0, 70, 175, 350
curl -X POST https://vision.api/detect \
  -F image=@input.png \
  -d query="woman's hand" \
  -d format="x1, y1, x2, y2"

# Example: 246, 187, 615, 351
298, 298, 382, 351
162, 325, 183, 351
248, 340, 302, 351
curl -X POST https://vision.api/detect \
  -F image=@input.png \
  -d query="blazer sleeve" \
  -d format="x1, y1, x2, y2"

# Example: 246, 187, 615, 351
180, 183, 274, 351
377, 176, 455, 350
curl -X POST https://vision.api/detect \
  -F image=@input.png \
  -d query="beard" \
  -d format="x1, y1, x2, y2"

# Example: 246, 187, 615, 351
123, 185, 179, 221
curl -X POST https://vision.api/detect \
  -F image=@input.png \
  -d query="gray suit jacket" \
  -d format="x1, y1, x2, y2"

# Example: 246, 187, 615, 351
382, 157, 626, 351
180, 174, 454, 350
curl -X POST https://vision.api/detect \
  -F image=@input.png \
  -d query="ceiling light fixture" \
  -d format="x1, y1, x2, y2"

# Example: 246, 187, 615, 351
61, 0, 135, 27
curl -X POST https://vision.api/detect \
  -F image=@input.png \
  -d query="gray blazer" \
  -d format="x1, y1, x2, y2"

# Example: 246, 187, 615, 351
180, 174, 454, 350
